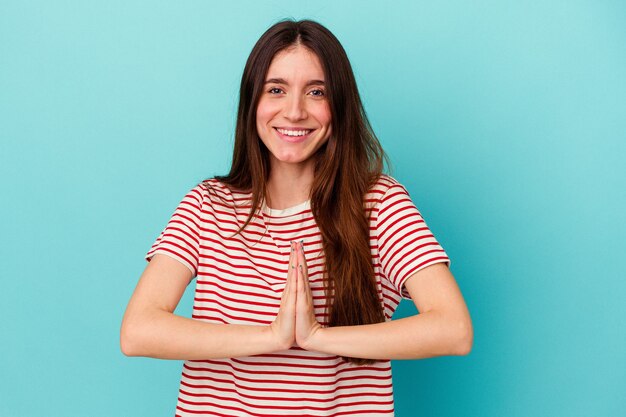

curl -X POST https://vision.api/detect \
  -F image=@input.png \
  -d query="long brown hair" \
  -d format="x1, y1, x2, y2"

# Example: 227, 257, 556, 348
216, 19, 389, 365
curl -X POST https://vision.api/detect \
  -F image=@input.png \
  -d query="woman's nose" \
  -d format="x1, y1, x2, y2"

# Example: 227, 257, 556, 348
284, 94, 307, 121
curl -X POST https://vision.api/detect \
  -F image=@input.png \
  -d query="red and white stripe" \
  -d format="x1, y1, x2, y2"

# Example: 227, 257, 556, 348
146, 174, 450, 416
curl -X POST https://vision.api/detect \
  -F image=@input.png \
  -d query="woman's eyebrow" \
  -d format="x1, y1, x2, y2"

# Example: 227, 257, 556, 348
264, 78, 325, 86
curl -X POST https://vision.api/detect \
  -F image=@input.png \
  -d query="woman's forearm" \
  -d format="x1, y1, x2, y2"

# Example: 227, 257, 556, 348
120, 309, 282, 360
306, 310, 473, 360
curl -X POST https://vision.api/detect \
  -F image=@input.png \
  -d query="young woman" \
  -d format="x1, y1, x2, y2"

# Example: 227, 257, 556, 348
121, 19, 473, 417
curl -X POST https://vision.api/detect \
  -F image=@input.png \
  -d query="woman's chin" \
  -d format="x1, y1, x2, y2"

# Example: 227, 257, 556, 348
270, 152, 313, 167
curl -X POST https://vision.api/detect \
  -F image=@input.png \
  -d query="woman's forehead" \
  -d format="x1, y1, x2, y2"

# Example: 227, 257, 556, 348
266, 45, 325, 81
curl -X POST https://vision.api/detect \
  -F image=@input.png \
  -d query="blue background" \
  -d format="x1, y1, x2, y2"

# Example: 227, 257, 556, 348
1, 1, 625, 416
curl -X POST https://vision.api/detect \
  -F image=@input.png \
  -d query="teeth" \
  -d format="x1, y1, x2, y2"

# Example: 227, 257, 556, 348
277, 128, 311, 137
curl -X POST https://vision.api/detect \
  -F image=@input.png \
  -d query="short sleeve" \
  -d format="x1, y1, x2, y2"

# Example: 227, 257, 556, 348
145, 184, 205, 278
375, 183, 450, 299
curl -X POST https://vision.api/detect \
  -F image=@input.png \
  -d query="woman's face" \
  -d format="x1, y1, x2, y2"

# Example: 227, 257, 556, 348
256, 45, 332, 170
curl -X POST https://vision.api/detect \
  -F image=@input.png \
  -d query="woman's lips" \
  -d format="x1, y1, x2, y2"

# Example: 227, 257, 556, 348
274, 127, 314, 143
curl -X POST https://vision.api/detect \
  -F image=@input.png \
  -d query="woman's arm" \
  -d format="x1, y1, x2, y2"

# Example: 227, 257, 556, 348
301, 262, 473, 360
120, 253, 295, 359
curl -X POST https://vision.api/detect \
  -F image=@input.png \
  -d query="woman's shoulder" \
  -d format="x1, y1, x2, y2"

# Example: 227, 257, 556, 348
196, 177, 252, 209
199, 177, 233, 198
368, 174, 407, 198
365, 174, 419, 217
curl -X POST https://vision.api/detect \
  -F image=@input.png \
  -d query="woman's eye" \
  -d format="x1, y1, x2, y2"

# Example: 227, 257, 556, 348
268, 87, 283, 94
310, 89, 325, 97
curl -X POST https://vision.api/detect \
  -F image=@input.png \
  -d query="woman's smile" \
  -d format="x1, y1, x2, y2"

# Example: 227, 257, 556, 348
274, 127, 315, 143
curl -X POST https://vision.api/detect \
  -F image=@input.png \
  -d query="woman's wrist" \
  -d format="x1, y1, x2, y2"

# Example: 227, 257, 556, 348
265, 324, 293, 352
299, 324, 325, 352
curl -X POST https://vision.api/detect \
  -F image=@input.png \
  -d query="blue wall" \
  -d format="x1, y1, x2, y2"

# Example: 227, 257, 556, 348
1, 1, 624, 416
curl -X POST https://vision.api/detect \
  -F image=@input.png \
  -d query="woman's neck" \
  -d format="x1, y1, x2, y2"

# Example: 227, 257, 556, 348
266, 160, 314, 210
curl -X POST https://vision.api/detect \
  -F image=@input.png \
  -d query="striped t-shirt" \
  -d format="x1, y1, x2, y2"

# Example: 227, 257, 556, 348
145, 174, 450, 417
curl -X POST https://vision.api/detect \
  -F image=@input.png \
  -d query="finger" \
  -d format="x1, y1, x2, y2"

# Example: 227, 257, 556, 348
283, 241, 296, 302
297, 241, 312, 302
294, 241, 300, 289
297, 240, 308, 277
290, 241, 299, 293
296, 243, 303, 295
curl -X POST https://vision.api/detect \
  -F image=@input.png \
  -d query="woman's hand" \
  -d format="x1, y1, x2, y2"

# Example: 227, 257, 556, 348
295, 240, 323, 349
269, 241, 297, 350
269, 240, 322, 351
